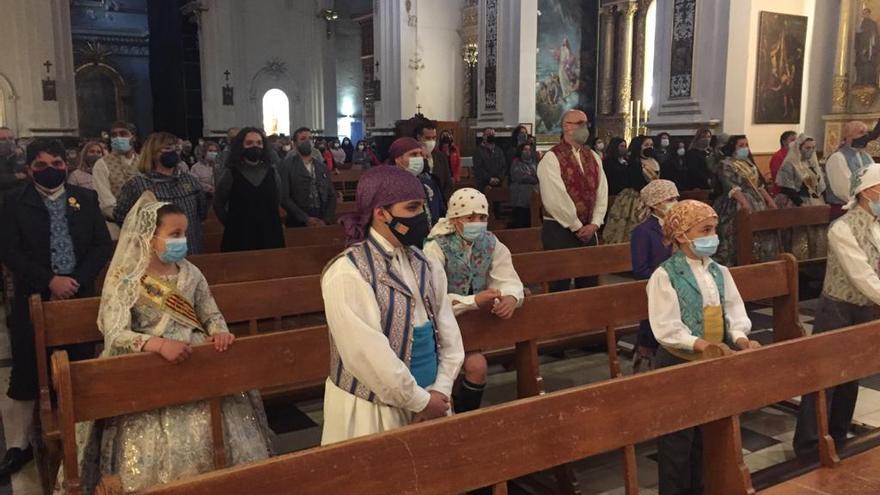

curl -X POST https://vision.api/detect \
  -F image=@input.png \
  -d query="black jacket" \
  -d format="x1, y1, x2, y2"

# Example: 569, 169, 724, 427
278, 153, 337, 225
0, 183, 112, 299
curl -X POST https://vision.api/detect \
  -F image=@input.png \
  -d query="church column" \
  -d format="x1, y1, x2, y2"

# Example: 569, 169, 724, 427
598, 5, 616, 116
616, 1, 638, 118
831, 0, 853, 114
372, 0, 405, 128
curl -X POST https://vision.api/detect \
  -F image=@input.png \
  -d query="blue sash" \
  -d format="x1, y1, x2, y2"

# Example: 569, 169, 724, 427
410, 321, 438, 387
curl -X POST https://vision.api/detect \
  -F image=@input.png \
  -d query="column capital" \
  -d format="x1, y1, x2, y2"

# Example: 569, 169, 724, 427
622, 1, 639, 18
600, 4, 616, 17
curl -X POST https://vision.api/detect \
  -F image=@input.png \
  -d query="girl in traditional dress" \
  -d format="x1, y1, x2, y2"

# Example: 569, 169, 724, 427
630, 179, 678, 372
647, 199, 761, 495
321, 166, 464, 445
774, 133, 828, 261
713, 135, 779, 265
603, 135, 659, 244
58, 192, 272, 494
423, 188, 524, 413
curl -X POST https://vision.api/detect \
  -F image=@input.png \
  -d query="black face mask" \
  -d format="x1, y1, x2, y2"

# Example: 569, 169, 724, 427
297, 141, 313, 156
33, 167, 67, 190
159, 151, 180, 169
642, 147, 656, 159
852, 134, 872, 149
387, 211, 430, 247
485, 135, 496, 144
243, 146, 263, 162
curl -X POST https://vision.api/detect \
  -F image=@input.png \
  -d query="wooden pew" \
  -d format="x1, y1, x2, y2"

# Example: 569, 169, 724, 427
202, 225, 545, 254
68, 269, 842, 495
484, 188, 542, 228
735, 205, 831, 266
50, 257, 803, 494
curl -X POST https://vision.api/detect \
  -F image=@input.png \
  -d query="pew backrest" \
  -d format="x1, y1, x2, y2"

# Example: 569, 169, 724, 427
735, 205, 830, 265
126, 289, 861, 495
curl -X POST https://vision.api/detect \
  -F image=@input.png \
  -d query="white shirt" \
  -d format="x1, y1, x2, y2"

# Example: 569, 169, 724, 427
423, 236, 525, 316
321, 231, 464, 413
537, 145, 608, 231
92, 153, 137, 219
647, 256, 751, 351
826, 149, 872, 203
827, 215, 880, 305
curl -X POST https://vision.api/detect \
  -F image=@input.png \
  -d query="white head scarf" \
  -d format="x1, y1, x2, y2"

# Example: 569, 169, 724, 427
429, 188, 489, 237
845, 163, 880, 210
98, 191, 169, 344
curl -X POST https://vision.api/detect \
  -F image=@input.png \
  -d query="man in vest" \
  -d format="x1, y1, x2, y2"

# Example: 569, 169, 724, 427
825, 120, 880, 219
794, 163, 880, 458
537, 109, 608, 291
320, 165, 464, 445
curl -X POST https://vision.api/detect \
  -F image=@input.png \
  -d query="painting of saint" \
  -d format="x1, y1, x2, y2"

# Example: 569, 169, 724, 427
855, 7, 880, 87
754, 12, 807, 124
536, 0, 595, 138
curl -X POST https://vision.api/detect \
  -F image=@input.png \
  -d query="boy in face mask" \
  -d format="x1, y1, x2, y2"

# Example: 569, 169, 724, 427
423, 188, 524, 413
0, 140, 112, 477
647, 199, 760, 495
388, 137, 445, 225
321, 165, 464, 445
92, 121, 139, 239
794, 164, 880, 458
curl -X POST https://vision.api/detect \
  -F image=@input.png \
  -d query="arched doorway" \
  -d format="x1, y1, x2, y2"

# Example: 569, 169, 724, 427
262, 88, 290, 136
75, 63, 130, 138
0, 73, 18, 133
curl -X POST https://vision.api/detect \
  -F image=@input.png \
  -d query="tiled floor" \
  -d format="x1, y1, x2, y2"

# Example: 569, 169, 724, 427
3, 297, 880, 494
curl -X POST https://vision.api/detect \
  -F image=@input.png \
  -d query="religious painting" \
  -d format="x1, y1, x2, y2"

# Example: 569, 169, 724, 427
753, 12, 807, 124
535, 0, 598, 141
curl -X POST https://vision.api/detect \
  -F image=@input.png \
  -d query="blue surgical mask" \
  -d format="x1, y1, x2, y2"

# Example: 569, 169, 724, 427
206, 151, 219, 162
870, 199, 880, 217
407, 156, 424, 175
460, 222, 488, 242
111, 137, 132, 153
690, 235, 719, 258
735, 147, 750, 160
158, 237, 188, 263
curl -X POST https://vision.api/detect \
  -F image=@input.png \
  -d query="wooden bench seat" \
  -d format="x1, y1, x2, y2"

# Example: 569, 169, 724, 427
761, 448, 880, 494
50, 257, 803, 494
93, 291, 877, 495
736, 205, 831, 266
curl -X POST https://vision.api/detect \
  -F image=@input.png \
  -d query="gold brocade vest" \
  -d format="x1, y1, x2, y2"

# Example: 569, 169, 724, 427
823, 207, 880, 307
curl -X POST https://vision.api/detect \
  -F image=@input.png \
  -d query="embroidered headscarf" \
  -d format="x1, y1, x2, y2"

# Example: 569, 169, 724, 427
338, 165, 426, 244
662, 199, 718, 246
640, 179, 679, 208
846, 162, 880, 210
429, 188, 489, 237
385, 137, 423, 166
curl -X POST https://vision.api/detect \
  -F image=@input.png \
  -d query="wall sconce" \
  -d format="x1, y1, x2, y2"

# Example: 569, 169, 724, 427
462, 43, 478, 68
222, 69, 234, 106
318, 8, 340, 39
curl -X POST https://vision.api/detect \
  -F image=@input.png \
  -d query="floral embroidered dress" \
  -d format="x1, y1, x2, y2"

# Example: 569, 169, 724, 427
603, 157, 659, 244
56, 194, 272, 494
713, 158, 780, 265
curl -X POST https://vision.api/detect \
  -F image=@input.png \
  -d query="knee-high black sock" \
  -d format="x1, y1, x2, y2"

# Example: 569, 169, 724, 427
455, 379, 486, 413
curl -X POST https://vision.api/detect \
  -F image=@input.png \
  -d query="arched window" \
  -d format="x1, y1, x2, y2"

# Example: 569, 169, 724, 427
0, 85, 5, 127
262, 88, 290, 136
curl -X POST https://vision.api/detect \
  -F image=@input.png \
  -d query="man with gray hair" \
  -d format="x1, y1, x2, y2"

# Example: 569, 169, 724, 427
537, 109, 608, 291
825, 120, 880, 218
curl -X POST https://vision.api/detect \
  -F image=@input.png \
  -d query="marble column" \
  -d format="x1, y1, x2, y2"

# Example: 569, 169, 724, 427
616, 1, 638, 117
598, 5, 616, 116
831, 0, 853, 114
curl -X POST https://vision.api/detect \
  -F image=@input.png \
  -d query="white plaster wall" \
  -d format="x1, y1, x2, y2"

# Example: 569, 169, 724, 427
200, 0, 328, 135
414, 0, 465, 121
723, 0, 816, 153
0, 0, 77, 136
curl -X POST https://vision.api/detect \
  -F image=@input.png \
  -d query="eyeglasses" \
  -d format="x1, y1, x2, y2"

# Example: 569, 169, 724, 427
31, 160, 65, 170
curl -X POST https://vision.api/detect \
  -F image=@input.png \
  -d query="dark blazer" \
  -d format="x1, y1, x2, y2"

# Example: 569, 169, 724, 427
278, 153, 337, 226
0, 183, 113, 300
472, 144, 507, 192
429, 149, 454, 201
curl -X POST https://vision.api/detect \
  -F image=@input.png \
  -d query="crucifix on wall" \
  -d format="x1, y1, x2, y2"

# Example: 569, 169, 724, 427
222, 69, 234, 106
42, 60, 57, 101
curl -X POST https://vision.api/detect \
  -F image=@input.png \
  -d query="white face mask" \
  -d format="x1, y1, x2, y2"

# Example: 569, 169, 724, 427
677, 147, 686, 157
423, 140, 436, 154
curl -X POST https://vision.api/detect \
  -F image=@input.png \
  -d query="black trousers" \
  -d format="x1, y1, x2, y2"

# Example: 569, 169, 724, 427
510, 207, 532, 229
8, 291, 95, 401
655, 348, 703, 495
541, 220, 598, 292
793, 296, 871, 457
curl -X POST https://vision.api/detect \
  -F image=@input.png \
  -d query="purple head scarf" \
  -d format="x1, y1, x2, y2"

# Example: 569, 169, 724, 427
385, 137, 423, 166
339, 165, 426, 244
